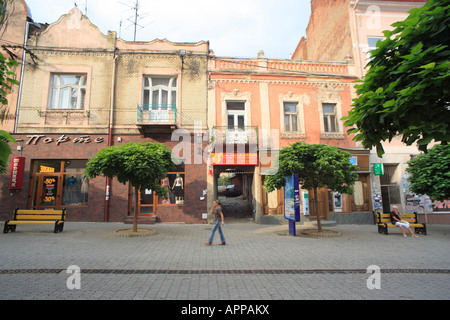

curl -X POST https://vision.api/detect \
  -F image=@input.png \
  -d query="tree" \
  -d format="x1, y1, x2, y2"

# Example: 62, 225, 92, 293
84, 142, 176, 232
0, 0, 19, 171
343, 0, 450, 157
406, 144, 450, 200
0, 52, 18, 174
0, 129, 15, 173
264, 142, 358, 232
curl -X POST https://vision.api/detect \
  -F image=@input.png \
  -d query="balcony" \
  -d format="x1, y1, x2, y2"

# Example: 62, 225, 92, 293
210, 126, 258, 145
137, 104, 177, 134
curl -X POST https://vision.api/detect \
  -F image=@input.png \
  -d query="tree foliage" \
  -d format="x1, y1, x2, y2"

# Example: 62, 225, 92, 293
343, 0, 450, 157
406, 144, 450, 200
264, 142, 358, 232
0, 129, 15, 173
0, 0, 18, 171
84, 142, 176, 231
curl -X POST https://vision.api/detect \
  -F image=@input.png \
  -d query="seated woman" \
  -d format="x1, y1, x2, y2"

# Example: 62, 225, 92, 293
390, 206, 418, 238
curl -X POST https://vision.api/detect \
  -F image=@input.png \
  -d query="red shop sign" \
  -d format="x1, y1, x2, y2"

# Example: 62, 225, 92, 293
9, 156, 25, 190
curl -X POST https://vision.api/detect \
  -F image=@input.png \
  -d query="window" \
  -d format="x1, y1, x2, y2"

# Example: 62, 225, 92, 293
62, 160, 89, 206
279, 93, 306, 139
226, 102, 246, 129
367, 37, 383, 61
48, 74, 86, 110
159, 162, 186, 205
322, 103, 338, 133
141, 77, 177, 122
284, 103, 298, 132
143, 77, 177, 107
30, 160, 89, 208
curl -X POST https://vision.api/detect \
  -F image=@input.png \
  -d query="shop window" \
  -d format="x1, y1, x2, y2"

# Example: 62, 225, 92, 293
158, 163, 186, 204
62, 160, 89, 206
30, 160, 88, 209
158, 162, 185, 205
158, 173, 184, 204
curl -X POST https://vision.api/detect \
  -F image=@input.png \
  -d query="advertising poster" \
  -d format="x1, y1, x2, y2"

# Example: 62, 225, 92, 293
284, 174, 300, 222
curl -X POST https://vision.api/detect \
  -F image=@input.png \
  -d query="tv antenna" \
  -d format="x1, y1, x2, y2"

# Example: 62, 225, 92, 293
118, 0, 150, 41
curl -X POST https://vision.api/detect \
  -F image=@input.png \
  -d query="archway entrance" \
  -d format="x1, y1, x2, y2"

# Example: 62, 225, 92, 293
214, 166, 255, 223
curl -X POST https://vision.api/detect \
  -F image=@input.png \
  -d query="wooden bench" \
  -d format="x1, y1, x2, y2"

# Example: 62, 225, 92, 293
3, 208, 66, 233
377, 212, 426, 235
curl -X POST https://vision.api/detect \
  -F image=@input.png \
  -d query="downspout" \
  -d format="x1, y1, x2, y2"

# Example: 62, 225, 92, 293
105, 38, 118, 222
14, 20, 30, 133
352, 0, 363, 78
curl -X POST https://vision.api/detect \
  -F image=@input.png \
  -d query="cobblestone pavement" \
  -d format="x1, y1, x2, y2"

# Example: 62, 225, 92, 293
1, 221, 449, 303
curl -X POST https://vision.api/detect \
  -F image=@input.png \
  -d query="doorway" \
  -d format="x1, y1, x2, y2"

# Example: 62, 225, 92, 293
216, 167, 255, 223
31, 173, 61, 209
29, 159, 89, 209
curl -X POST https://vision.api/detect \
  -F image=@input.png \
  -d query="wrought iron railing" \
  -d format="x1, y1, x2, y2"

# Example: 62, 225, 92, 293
137, 104, 177, 123
210, 126, 258, 145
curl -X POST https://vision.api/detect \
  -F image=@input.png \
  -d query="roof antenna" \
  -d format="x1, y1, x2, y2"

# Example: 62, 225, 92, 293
119, 0, 150, 41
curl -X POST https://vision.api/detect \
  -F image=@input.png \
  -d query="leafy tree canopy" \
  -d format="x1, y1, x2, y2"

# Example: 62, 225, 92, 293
0, 129, 16, 174
264, 142, 358, 194
406, 144, 450, 200
264, 142, 358, 232
85, 142, 176, 197
0, 52, 19, 108
343, 0, 450, 157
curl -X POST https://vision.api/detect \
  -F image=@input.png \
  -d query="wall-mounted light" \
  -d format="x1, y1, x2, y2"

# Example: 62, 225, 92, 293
16, 139, 24, 157
179, 49, 187, 70
117, 137, 122, 142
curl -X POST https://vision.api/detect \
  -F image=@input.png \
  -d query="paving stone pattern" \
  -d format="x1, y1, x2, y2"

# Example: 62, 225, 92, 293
1, 222, 449, 300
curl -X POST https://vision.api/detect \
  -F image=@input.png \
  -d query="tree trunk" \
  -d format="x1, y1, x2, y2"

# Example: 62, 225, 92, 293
313, 187, 323, 233
133, 185, 140, 233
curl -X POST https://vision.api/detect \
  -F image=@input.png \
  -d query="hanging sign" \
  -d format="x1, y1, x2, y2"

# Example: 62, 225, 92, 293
9, 156, 25, 190
211, 152, 258, 165
373, 163, 384, 176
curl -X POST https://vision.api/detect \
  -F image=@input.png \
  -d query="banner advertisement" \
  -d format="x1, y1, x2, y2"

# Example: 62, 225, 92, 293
284, 174, 300, 222
9, 156, 25, 190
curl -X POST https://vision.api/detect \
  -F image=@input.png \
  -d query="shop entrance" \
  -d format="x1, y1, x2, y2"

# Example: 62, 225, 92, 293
31, 173, 61, 209
29, 160, 89, 209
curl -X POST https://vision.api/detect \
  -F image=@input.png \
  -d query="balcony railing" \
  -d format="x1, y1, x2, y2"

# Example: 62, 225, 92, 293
137, 104, 177, 123
210, 126, 258, 145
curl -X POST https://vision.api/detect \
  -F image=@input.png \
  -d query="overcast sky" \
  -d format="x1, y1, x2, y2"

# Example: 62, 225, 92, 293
24, 0, 311, 59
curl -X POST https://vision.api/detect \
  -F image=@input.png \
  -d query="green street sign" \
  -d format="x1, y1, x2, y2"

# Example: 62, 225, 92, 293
373, 163, 384, 176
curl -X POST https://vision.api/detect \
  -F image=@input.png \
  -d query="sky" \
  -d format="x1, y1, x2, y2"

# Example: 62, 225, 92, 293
23, 0, 311, 59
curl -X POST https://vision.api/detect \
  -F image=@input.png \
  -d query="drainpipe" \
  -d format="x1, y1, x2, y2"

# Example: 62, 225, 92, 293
105, 38, 118, 222
14, 20, 30, 133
